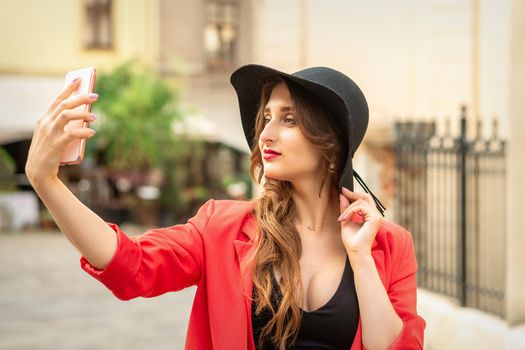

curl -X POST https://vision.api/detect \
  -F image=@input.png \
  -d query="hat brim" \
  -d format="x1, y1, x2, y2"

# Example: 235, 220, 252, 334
230, 64, 354, 190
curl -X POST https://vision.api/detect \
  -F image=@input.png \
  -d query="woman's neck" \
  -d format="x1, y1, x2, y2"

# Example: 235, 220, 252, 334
291, 182, 340, 234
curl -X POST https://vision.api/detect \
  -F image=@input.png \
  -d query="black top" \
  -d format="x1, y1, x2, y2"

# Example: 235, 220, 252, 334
252, 256, 360, 350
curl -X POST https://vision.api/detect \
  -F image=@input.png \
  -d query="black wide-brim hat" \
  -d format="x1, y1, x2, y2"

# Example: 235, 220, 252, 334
230, 64, 385, 215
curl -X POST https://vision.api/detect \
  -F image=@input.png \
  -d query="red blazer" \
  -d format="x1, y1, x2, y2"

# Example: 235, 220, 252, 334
81, 199, 426, 349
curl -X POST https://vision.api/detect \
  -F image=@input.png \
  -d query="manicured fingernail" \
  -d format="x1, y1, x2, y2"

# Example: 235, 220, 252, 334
89, 93, 99, 100
89, 113, 96, 120
72, 77, 80, 83
337, 214, 343, 221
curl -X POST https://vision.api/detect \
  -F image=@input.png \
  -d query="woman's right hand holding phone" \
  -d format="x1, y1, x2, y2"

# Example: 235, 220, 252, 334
25, 78, 98, 188
24, 78, 118, 269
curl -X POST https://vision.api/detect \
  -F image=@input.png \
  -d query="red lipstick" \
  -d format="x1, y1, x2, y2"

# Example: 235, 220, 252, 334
263, 148, 281, 160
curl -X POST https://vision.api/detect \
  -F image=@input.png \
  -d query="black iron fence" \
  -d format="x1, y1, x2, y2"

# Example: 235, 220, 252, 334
394, 106, 506, 318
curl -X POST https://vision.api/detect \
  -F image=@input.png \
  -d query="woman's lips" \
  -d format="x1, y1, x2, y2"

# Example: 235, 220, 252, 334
263, 152, 281, 160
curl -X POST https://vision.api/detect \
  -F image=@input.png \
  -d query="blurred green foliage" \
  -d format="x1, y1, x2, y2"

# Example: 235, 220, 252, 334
88, 60, 206, 214
0, 147, 16, 192
90, 59, 187, 171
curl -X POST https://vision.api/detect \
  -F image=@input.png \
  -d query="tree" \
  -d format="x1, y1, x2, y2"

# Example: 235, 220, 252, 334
0, 147, 16, 192
91, 60, 186, 170
88, 60, 205, 222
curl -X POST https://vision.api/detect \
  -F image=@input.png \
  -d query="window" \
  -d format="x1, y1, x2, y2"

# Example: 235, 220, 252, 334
204, 1, 239, 70
84, 0, 113, 50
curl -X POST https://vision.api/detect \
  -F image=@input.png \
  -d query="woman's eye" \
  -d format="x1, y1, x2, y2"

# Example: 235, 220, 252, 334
263, 115, 295, 125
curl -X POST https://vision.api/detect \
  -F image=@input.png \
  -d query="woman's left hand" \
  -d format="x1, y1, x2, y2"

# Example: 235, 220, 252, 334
338, 187, 383, 258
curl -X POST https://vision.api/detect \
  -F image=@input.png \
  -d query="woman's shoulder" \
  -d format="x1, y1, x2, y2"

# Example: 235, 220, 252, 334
374, 218, 414, 257
215, 198, 258, 211
374, 219, 420, 284
197, 198, 257, 218
190, 198, 258, 237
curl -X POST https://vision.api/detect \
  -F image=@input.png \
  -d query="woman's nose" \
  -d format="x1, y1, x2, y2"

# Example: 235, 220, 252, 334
259, 121, 276, 144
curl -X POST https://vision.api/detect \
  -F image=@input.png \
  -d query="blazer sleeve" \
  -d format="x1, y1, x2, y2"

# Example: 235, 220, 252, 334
386, 230, 426, 350
79, 199, 215, 300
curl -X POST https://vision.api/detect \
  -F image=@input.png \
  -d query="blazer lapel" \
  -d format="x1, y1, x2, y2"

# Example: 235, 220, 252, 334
233, 212, 257, 349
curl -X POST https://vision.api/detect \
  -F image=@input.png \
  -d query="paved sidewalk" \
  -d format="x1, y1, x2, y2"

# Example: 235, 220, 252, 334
0, 230, 195, 350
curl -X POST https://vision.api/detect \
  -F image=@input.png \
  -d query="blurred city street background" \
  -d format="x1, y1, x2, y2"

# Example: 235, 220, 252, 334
1, 0, 525, 349
0, 228, 194, 349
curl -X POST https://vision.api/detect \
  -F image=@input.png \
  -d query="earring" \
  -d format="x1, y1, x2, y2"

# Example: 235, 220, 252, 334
329, 163, 336, 173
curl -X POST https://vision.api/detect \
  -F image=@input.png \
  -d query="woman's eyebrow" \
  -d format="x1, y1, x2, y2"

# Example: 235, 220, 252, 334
264, 106, 296, 113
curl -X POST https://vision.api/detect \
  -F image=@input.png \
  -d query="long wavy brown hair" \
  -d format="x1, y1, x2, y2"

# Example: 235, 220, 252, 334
245, 77, 345, 349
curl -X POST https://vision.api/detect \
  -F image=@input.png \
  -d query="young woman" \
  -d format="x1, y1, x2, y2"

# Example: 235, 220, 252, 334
25, 64, 426, 350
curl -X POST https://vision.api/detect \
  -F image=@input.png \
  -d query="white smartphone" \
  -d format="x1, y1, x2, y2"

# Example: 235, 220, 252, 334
59, 67, 97, 166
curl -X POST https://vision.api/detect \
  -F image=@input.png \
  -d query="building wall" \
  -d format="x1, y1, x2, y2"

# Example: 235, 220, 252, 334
0, 0, 511, 131
249, 0, 510, 137
159, 0, 205, 74
0, 0, 159, 75
506, 0, 525, 326
251, 0, 304, 72
478, 0, 511, 138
